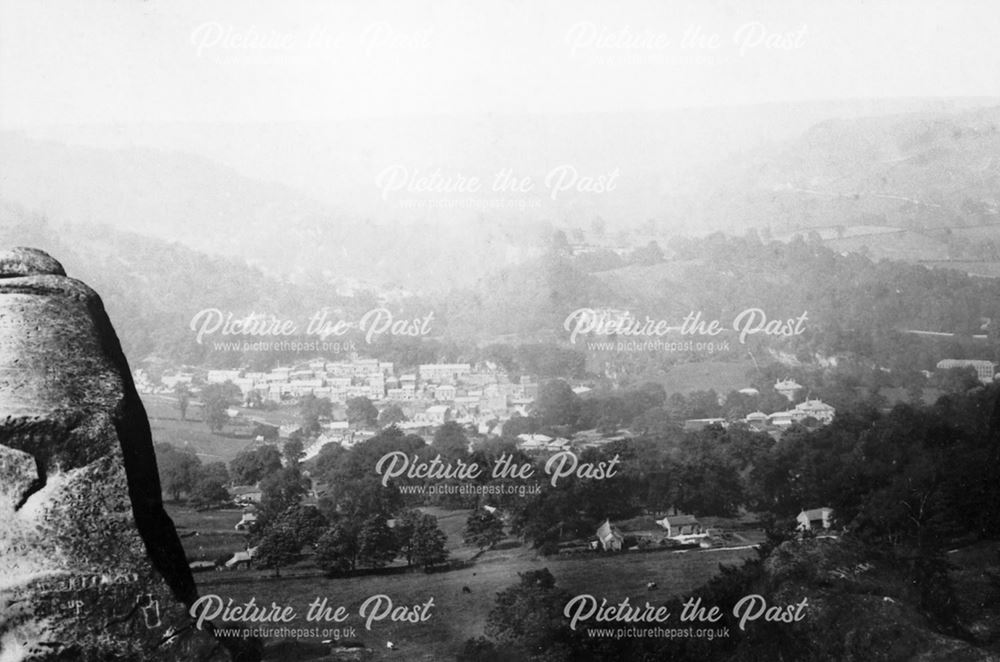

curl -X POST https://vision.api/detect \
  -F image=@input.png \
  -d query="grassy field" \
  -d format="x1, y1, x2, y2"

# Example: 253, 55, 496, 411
193, 544, 756, 661
168, 504, 249, 564
143, 393, 297, 463
168, 502, 758, 662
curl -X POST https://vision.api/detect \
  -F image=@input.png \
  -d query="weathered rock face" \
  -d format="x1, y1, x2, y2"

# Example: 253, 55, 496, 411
0, 248, 258, 661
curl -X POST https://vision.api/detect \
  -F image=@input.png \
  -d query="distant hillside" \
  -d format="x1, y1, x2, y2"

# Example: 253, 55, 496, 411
443, 256, 621, 340
0, 132, 548, 292
0, 201, 361, 365
702, 106, 1000, 241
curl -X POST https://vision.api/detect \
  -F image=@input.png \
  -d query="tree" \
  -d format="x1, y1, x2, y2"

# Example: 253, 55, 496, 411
255, 523, 300, 577
230, 445, 283, 485
933, 366, 980, 396
313, 442, 346, 484
532, 380, 580, 429
550, 230, 571, 255
174, 383, 190, 421
485, 569, 573, 658
199, 461, 230, 485
273, 504, 328, 548
356, 514, 398, 568
300, 394, 333, 435
157, 444, 201, 501
283, 439, 304, 465
394, 509, 422, 566
315, 522, 358, 575
259, 467, 310, 522
410, 514, 448, 570
347, 396, 379, 428
188, 474, 229, 509
632, 240, 665, 265
464, 508, 504, 550
432, 421, 469, 458
201, 381, 240, 433
378, 404, 407, 428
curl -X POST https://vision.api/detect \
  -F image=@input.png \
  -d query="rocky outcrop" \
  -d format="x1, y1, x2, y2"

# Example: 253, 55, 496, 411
0, 248, 258, 661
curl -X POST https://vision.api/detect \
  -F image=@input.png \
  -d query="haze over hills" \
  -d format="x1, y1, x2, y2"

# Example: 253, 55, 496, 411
0, 132, 550, 291
701, 104, 1000, 237
6, 97, 997, 230
2, 99, 1000, 305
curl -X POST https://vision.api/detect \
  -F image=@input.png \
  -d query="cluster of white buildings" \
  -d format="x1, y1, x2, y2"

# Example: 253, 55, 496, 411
202, 358, 394, 403
935, 359, 997, 384
144, 358, 542, 444
745, 399, 836, 429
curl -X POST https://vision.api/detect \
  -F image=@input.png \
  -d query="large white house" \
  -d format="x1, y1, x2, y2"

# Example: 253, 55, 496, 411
656, 514, 707, 542
793, 399, 836, 424
796, 507, 834, 532
936, 359, 996, 384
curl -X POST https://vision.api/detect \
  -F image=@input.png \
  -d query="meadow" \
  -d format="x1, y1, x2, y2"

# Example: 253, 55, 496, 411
169, 504, 758, 661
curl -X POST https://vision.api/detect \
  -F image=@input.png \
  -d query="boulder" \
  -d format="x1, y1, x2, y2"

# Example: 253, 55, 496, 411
0, 248, 258, 661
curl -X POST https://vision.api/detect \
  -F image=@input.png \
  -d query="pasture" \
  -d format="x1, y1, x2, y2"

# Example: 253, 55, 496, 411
170, 503, 757, 661
143, 393, 295, 463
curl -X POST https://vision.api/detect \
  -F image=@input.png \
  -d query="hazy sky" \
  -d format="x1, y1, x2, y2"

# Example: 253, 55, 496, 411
2, 0, 1000, 127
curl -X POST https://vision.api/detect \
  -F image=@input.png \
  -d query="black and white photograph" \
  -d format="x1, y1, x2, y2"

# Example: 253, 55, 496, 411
2, 1, 1000, 660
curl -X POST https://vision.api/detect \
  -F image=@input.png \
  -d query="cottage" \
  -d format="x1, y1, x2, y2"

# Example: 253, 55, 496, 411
656, 514, 707, 541
596, 519, 624, 551
225, 546, 258, 569
230, 485, 262, 505
423, 405, 452, 425
234, 512, 258, 531
796, 507, 834, 532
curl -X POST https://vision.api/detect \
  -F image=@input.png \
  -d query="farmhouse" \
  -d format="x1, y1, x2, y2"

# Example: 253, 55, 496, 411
797, 507, 834, 532
595, 519, 624, 551
230, 485, 262, 504
225, 546, 258, 569
656, 514, 707, 542
234, 512, 258, 531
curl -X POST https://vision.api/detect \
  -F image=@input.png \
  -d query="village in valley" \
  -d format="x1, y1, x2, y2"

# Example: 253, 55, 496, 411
137, 342, 997, 592
118, 218, 1000, 660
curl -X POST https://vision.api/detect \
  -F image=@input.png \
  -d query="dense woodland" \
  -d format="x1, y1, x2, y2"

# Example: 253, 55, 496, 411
4, 204, 999, 375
